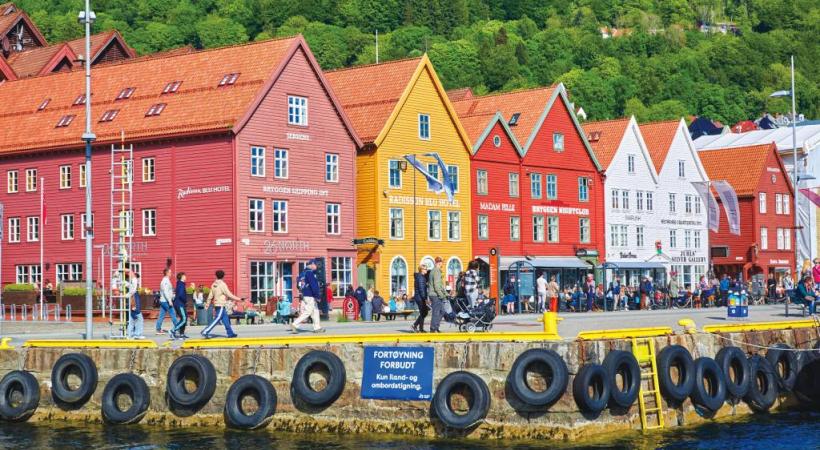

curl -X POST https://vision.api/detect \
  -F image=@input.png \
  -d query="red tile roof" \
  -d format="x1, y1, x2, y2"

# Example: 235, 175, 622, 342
64, 30, 135, 62
639, 119, 680, 172
698, 144, 775, 196
0, 36, 300, 154
325, 58, 421, 143
582, 118, 631, 169
451, 86, 556, 145
5, 42, 67, 77
447, 87, 473, 102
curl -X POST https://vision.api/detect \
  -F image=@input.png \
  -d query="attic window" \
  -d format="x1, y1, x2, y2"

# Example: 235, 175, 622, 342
37, 98, 51, 111
56, 115, 75, 128
508, 113, 520, 126
116, 87, 135, 100
587, 131, 602, 142
99, 109, 119, 122
145, 103, 166, 117
73, 94, 86, 106
218, 73, 240, 86
162, 81, 182, 94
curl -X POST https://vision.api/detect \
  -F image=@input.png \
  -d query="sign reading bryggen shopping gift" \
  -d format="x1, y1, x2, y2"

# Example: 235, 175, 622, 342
361, 346, 434, 401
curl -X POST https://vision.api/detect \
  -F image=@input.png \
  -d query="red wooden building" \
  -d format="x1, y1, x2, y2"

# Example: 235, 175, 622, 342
0, 35, 361, 304
452, 84, 606, 288
698, 143, 795, 281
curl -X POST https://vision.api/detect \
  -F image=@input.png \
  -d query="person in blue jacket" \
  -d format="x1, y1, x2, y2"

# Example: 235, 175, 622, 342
412, 265, 429, 332
354, 284, 367, 320
170, 272, 189, 339
291, 259, 325, 333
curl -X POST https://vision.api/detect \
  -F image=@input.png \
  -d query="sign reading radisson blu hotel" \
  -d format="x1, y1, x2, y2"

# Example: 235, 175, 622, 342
361, 347, 434, 401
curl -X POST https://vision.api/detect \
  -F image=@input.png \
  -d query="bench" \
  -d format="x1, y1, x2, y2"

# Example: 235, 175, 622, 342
785, 292, 809, 317
375, 310, 414, 321
230, 311, 263, 325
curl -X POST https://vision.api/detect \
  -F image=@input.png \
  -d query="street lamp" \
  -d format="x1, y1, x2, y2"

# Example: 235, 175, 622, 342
78, 3, 96, 339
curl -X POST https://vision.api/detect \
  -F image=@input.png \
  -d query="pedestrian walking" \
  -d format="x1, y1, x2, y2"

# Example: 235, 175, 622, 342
536, 272, 547, 313
202, 270, 240, 338
547, 276, 559, 312
412, 265, 429, 333
291, 259, 326, 334
608, 275, 622, 311
156, 268, 178, 335
428, 257, 448, 333
126, 271, 144, 339
464, 261, 480, 308
170, 272, 189, 339
583, 274, 596, 312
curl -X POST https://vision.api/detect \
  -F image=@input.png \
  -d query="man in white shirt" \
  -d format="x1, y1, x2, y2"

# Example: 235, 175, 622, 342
156, 268, 178, 335
536, 272, 548, 313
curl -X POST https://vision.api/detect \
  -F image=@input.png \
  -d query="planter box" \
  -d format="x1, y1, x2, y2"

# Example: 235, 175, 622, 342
2, 291, 37, 305
60, 295, 87, 311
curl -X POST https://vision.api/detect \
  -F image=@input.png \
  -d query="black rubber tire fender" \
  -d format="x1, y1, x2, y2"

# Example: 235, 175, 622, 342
0, 370, 40, 422
656, 345, 695, 403
432, 371, 490, 429
508, 349, 568, 407
765, 344, 799, 392
603, 350, 640, 409
101, 373, 151, 425
166, 354, 217, 412
572, 363, 611, 415
51, 353, 98, 409
715, 347, 751, 400
291, 350, 346, 407
224, 375, 277, 430
743, 355, 778, 413
690, 357, 727, 412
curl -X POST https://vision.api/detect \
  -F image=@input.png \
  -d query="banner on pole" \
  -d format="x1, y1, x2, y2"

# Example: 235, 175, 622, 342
800, 188, 820, 208
692, 181, 720, 232
713, 180, 741, 235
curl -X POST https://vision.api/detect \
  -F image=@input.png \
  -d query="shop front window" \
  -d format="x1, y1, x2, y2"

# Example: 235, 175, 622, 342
250, 261, 275, 304
390, 256, 408, 297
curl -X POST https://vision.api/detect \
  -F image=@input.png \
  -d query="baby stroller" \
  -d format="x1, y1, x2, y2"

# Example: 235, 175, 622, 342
454, 298, 497, 332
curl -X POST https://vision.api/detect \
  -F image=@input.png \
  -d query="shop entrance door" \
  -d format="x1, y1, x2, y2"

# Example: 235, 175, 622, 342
357, 263, 376, 290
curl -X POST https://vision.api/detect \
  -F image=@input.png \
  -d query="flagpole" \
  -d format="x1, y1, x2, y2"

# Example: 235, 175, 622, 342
40, 177, 44, 320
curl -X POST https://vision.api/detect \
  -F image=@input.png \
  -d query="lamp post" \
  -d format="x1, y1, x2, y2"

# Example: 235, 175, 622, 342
79, 2, 96, 339
397, 159, 416, 269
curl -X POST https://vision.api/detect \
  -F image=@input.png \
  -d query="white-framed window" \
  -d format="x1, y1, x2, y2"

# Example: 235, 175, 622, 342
388, 160, 402, 188
782, 194, 790, 215
619, 225, 628, 247
761, 227, 769, 250
668, 193, 676, 213
447, 165, 459, 192
669, 229, 677, 248
694, 230, 702, 248
546, 174, 557, 199
533, 215, 544, 242
636, 191, 644, 211
694, 197, 702, 214
684, 229, 692, 249
509, 172, 519, 197
8, 217, 20, 243
25, 169, 37, 192
646, 191, 654, 211
627, 154, 636, 173
390, 256, 408, 296
447, 211, 460, 241
418, 113, 430, 140
325, 153, 339, 182
27, 216, 39, 242
428, 210, 441, 240
621, 190, 629, 210
249, 199, 264, 232
81, 213, 93, 240
547, 216, 559, 243
142, 209, 156, 236
553, 132, 564, 152
287, 95, 308, 126
56, 263, 83, 282
477, 214, 488, 240
776, 193, 784, 214
685, 194, 693, 214
578, 177, 589, 202
678, 160, 685, 178
611, 189, 620, 209
610, 225, 618, 247
59, 165, 71, 189
759, 192, 767, 213
250, 146, 265, 177
330, 256, 353, 297
426, 163, 440, 188
389, 208, 404, 239
636, 225, 644, 247
79, 163, 87, 188
510, 216, 520, 241
249, 261, 275, 304
61, 214, 74, 240
579, 217, 590, 244
142, 158, 155, 182
7, 170, 17, 193
784, 228, 791, 250
272, 200, 288, 233
15, 265, 41, 285
476, 170, 488, 195
118, 210, 134, 237
274, 149, 288, 179
776, 228, 785, 250
530, 173, 542, 199
326, 203, 341, 235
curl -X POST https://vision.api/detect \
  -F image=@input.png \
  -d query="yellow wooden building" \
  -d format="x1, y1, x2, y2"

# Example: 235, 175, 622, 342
326, 56, 473, 296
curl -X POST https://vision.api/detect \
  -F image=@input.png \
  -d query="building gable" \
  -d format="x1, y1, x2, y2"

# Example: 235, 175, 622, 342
471, 112, 523, 162
656, 119, 709, 183
608, 117, 659, 183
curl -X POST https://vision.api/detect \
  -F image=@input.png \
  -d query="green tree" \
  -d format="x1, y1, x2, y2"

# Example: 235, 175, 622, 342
195, 15, 249, 48
428, 39, 482, 89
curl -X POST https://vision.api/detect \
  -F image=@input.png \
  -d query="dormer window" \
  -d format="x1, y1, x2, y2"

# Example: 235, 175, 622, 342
116, 87, 135, 100
162, 81, 182, 94
56, 115, 75, 128
218, 73, 239, 86
99, 109, 119, 122
37, 98, 50, 111
73, 94, 86, 106
509, 113, 520, 126
145, 103, 166, 117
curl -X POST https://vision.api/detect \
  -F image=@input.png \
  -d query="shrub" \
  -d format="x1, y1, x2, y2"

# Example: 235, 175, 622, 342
61, 286, 87, 296
3, 283, 35, 292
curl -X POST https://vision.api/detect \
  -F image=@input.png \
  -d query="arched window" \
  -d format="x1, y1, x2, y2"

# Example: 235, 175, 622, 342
390, 256, 408, 296
420, 256, 435, 271
447, 257, 462, 288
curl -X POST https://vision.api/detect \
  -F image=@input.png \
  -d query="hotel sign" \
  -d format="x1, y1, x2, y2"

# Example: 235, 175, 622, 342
532, 205, 589, 216
177, 185, 231, 200
388, 195, 460, 207
479, 202, 516, 212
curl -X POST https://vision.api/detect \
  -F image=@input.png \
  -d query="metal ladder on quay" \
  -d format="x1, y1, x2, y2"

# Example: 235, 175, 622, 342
631, 337, 665, 432
108, 140, 134, 339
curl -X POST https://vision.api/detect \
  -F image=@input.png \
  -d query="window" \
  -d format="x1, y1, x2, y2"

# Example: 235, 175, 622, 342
611, 189, 620, 209
390, 257, 408, 295
776, 193, 783, 214
761, 227, 769, 250
448, 211, 460, 241
669, 229, 677, 249
447, 166, 458, 192
330, 257, 353, 297
7, 170, 17, 193
476, 214, 488, 240
249, 199, 264, 232
627, 154, 636, 173
476, 170, 488, 195
776, 228, 785, 250
145, 103, 166, 117
268, 148, 288, 179
287, 95, 308, 126
427, 163, 439, 184
272, 200, 288, 233
578, 177, 589, 202
218, 73, 240, 86
447, 258, 463, 288
684, 229, 692, 249
116, 87, 135, 100
27, 216, 39, 242
79, 164, 87, 188
646, 192, 654, 211
784, 228, 791, 250
530, 173, 542, 199
621, 190, 629, 210
250, 146, 265, 177
389, 208, 404, 239
678, 160, 685, 178
142, 209, 156, 236
61, 214, 74, 240
73, 94, 86, 106
428, 210, 441, 240
636, 191, 644, 211
56, 115, 75, 127
533, 215, 544, 242
37, 98, 50, 111
508, 173, 519, 197
99, 109, 119, 122
326, 203, 341, 235
117, 210, 134, 237
15, 265, 41, 285
668, 193, 676, 213
325, 153, 339, 182
8, 217, 20, 243
694, 197, 701, 214
388, 160, 402, 188
685, 194, 693, 214
418, 114, 430, 140
759, 192, 767, 214
610, 225, 618, 247
162, 81, 182, 94
141, 158, 155, 182
694, 230, 701, 248
59, 165, 71, 189
81, 213, 93, 240
493, 135, 501, 147
510, 216, 520, 241
553, 132, 564, 152
782, 194, 790, 215
25, 169, 37, 192
249, 261, 275, 304
546, 174, 557, 199
619, 225, 628, 247
547, 216, 559, 243
56, 263, 83, 282
636, 225, 644, 247
579, 217, 590, 244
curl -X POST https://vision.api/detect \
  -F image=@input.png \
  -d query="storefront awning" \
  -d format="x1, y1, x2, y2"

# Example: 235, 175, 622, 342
599, 261, 667, 270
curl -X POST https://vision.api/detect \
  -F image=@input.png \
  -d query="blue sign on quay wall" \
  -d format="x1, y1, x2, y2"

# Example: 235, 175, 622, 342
361, 346, 434, 401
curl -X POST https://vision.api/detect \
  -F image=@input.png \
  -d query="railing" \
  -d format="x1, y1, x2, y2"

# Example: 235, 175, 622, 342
0, 303, 72, 322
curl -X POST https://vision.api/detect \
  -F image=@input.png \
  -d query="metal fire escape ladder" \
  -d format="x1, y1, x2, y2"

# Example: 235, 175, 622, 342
108, 142, 134, 338
632, 337, 665, 432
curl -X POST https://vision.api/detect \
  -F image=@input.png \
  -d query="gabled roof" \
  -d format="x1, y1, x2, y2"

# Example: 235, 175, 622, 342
64, 30, 135, 63
582, 117, 630, 169
0, 35, 362, 155
451, 85, 554, 145
639, 119, 680, 172
0, 52, 15, 80
469, 112, 524, 157
698, 143, 789, 197
0, 7, 47, 48
447, 87, 474, 102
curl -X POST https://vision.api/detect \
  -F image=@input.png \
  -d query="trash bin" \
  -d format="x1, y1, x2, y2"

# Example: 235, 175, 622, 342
196, 305, 213, 325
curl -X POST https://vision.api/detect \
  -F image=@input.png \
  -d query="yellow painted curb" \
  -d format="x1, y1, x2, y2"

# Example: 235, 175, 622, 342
703, 319, 818, 334
176, 332, 563, 348
577, 327, 674, 340
23, 339, 158, 349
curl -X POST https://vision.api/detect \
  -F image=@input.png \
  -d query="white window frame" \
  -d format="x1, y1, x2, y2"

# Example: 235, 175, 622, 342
776, 228, 785, 250
142, 158, 155, 183
477, 214, 488, 240
546, 174, 557, 199
59, 165, 71, 189
61, 214, 74, 240
447, 211, 460, 241
761, 227, 769, 250
508, 172, 519, 197
274, 149, 288, 179
25, 169, 37, 192
81, 213, 93, 240
636, 191, 644, 211
579, 217, 590, 244
249, 198, 265, 232
684, 229, 692, 249
759, 192, 767, 214
685, 194, 693, 214
678, 160, 685, 178
784, 228, 791, 250
533, 215, 545, 242
389, 208, 404, 239
272, 200, 288, 233
611, 189, 620, 210
694, 230, 702, 248
669, 193, 676, 214
142, 209, 157, 237
619, 225, 628, 247
610, 225, 619, 247
553, 132, 564, 152
330, 256, 353, 297
16, 265, 41, 285
388, 160, 402, 188
547, 216, 559, 243
578, 177, 589, 202
418, 113, 430, 140
530, 173, 542, 199
621, 190, 629, 210
326, 203, 341, 235
79, 163, 87, 188
636, 225, 644, 247
56, 263, 83, 282
27, 216, 39, 242
7, 170, 17, 193
646, 191, 654, 211
510, 216, 520, 241
250, 146, 266, 177
627, 154, 635, 173
669, 229, 677, 249
287, 95, 308, 126
476, 169, 488, 195
8, 217, 20, 243
447, 165, 459, 193
325, 153, 339, 183
428, 210, 441, 241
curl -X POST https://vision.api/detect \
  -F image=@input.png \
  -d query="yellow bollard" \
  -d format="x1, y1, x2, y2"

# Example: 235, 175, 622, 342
678, 318, 698, 334
0, 337, 13, 350
543, 311, 563, 338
